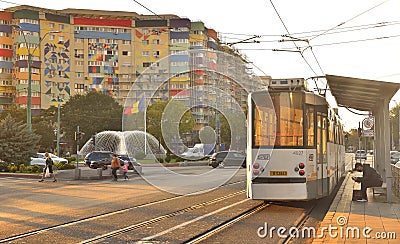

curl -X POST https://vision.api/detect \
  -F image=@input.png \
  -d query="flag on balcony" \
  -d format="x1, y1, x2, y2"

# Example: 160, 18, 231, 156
124, 97, 145, 114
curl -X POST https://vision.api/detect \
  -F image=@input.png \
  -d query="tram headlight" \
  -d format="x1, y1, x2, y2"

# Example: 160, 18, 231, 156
253, 169, 260, 175
253, 163, 260, 169
299, 169, 305, 176
299, 163, 305, 169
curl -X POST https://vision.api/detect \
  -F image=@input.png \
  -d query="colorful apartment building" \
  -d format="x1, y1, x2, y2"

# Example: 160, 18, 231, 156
0, 11, 14, 112
0, 5, 267, 132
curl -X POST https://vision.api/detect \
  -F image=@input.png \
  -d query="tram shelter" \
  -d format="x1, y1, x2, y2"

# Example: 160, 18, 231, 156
326, 74, 400, 202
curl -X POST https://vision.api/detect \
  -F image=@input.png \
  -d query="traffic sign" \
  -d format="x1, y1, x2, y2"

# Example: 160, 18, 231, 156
363, 117, 374, 130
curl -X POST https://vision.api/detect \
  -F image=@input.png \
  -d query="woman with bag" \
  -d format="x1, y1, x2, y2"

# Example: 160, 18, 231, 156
39, 152, 57, 182
111, 153, 121, 181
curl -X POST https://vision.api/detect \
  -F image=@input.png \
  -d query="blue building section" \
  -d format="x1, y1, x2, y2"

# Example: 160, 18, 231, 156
0, 25, 12, 33
170, 31, 190, 39
0, 61, 13, 69
169, 54, 189, 62
18, 23, 40, 33
74, 31, 131, 41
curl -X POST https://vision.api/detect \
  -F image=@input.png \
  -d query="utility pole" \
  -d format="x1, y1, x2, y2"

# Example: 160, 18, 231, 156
56, 95, 61, 156
398, 108, 400, 150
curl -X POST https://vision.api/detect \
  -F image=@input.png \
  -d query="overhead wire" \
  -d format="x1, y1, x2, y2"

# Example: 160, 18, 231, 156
238, 33, 400, 50
268, 0, 320, 78
129, 0, 165, 20
309, 0, 392, 41
218, 20, 400, 39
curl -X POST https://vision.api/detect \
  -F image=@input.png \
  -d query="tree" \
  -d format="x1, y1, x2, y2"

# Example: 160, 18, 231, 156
32, 106, 58, 152
390, 104, 400, 150
61, 92, 123, 149
209, 110, 246, 150
0, 115, 41, 164
146, 99, 195, 151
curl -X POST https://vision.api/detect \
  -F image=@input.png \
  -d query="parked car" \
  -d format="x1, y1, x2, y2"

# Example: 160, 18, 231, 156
84, 151, 114, 170
118, 154, 142, 174
208, 151, 246, 168
30, 153, 68, 166
367, 150, 374, 155
390, 152, 400, 164
354, 150, 367, 160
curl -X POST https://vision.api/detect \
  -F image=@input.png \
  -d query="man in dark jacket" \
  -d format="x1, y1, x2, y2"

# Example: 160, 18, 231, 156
352, 163, 383, 202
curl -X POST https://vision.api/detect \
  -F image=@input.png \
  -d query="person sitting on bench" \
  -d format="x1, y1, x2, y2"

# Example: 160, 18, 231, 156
352, 162, 383, 202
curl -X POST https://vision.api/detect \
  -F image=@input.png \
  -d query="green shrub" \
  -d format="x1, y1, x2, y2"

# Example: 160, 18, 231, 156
31, 164, 41, 173
8, 165, 18, 173
19, 164, 26, 172
165, 154, 171, 163
157, 158, 164, 163
0, 162, 8, 172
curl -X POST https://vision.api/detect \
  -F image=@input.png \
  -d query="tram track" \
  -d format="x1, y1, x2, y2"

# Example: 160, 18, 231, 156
0, 180, 245, 243
185, 202, 269, 244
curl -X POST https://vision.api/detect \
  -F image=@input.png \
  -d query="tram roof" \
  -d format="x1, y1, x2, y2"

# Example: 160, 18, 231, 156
325, 74, 400, 112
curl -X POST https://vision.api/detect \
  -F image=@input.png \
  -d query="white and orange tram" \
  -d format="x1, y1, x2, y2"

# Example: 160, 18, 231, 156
246, 79, 346, 200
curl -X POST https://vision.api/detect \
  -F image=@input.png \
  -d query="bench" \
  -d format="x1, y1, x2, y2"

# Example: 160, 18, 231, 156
372, 182, 387, 195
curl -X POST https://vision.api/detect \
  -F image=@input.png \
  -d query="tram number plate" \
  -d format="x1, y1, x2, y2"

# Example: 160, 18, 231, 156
270, 171, 287, 176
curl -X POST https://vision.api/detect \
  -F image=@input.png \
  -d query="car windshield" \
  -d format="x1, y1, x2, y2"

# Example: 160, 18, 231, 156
392, 153, 400, 159
89, 153, 110, 160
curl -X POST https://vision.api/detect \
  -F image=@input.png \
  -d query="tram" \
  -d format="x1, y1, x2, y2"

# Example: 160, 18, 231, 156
246, 78, 346, 200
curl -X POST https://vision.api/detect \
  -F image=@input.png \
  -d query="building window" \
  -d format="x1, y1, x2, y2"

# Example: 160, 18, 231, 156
76, 72, 83, 78
142, 40, 149, 45
59, 24, 64, 30
143, 62, 151, 68
49, 23, 54, 28
49, 34, 55, 41
75, 38, 84, 43
75, 83, 85, 93
76, 61, 84, 66
153, 39, 160, 44
153, 51, 160, 57
59, 36, 64, 42
142, 51, 149, 56
122, 40, 131, 44
122, 51, 129, 56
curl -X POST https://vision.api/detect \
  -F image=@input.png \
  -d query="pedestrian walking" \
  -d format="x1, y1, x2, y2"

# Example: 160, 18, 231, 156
352, 162, 383, 202
111, 153, 121, 181
122, 162, 129, 180
39, 152, 57, 182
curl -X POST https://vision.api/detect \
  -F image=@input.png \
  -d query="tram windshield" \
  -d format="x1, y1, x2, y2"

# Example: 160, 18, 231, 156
253, 92, 304, 147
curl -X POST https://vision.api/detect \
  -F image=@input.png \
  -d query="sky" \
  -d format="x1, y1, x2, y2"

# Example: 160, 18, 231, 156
1, 0, 399, 130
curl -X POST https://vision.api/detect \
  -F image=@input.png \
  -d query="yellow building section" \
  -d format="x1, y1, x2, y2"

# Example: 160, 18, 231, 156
189, 34, 205, 43
0, 86, 14, 93
170, 76, 190, 82
15, 48, 40, 57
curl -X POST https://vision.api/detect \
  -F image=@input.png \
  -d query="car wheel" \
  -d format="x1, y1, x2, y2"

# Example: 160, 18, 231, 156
211, 162, 218, 168
102, 165, 107, 170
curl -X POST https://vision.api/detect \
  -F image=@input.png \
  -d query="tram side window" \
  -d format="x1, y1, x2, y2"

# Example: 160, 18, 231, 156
273, 93, 304, 147
306, 107, 314, 147
254, 106, 276, 146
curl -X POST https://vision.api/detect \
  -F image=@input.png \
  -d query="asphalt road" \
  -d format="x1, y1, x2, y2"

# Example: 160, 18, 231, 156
0, 163, 345, 244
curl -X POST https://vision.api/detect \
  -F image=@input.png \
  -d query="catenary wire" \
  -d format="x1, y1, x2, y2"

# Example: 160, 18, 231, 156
268, 0, 319, 76
309, 0, 392, 41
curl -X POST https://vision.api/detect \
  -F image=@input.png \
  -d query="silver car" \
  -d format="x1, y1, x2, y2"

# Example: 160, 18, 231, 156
355, 150, 367, 160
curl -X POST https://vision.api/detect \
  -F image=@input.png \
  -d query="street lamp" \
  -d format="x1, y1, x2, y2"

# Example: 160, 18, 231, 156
12, 25, 60, 130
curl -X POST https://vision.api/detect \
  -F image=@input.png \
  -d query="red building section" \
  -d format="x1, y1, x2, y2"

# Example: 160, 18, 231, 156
0, 11, 12, 20
74, 17, 131, 27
